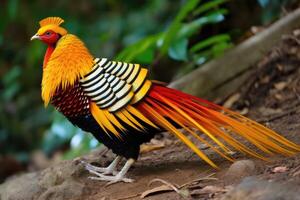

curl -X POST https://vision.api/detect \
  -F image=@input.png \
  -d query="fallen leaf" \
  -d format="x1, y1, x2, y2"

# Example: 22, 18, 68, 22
258, 107, 282, 116
179, 173, 217, 189
251, 26, 264, 34
239, 107, 249, 115
141, 185, 173, 198
293, 29, 300, 36
272, 166, 288, 173
191, 185, 227, 196
140, 140, 165, 154
274, 82, 287, 90
150, 139, 165, 145
274, 93, 283, 100
142, 178, 190, 199
260, 75, 270, 84
223, 93, 240, 108
293, 170, 300, 177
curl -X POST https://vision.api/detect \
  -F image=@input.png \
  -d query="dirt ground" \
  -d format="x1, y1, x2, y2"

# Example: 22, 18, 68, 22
68, 31, 300, 200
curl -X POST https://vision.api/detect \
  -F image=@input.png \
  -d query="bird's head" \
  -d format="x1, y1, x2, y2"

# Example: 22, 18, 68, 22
31, 17, 67, 45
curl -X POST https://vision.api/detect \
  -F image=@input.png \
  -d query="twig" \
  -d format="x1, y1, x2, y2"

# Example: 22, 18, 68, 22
149, 178, 181, 194
258, 104, 300, 123
179, 173, 218, 189
282, 34, 300, 45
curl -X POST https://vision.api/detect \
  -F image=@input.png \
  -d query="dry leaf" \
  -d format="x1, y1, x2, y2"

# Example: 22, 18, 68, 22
293, 170, 300, 177
142, 178, 190, 199
191, 185, 226, 196
258, 107, 282, 116
251, 26, 264, 34
274, 82, 287, 90
239, 107, 249, 115
274, 93, 283, 100
140, 140, 165, 154
260, 75, 270, 84
223, 93, 240, 108
141, 185, 173, 198
293, 29, 300, 36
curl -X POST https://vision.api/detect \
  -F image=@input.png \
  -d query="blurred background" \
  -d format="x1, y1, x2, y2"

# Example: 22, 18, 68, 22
0, 0, 299, 182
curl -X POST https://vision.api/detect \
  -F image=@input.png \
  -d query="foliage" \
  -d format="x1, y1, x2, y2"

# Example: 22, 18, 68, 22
116, 0, 232, 76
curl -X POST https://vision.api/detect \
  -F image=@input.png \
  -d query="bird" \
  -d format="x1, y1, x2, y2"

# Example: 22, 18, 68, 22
31, 17, 300, 184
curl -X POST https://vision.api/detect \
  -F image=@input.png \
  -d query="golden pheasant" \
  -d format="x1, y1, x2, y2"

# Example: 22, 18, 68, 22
31, 17, 300, 183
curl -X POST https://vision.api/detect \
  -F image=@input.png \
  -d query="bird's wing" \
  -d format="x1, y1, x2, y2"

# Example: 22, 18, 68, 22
79, 58, 157, 137
80, 58, 151, 112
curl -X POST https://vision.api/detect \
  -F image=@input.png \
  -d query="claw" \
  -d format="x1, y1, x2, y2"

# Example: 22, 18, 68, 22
80, 156, 121, 175
83, 158, 135, 184
88, 175, 134, 185
106, 178, 134, 186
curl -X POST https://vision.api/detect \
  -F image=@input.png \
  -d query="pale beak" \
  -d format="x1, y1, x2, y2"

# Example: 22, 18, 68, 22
30, 34, 40, 41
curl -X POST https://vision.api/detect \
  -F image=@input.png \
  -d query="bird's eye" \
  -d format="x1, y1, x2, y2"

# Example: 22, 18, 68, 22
46, 31, 51, 36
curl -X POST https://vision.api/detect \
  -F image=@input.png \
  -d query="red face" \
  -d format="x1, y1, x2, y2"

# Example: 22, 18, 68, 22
39, 30, 60, 45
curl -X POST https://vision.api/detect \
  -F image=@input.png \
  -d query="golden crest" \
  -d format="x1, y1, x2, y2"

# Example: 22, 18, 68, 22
39, 17, 64, 27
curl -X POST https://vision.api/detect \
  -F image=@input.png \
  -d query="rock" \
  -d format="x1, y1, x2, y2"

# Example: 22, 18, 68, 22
0, 161, 86, 200
0, 172, 44, 200
37, 180, 85, 200
224, 160, 256, 183
222, 177, 300, 200
0, 147, 109, 200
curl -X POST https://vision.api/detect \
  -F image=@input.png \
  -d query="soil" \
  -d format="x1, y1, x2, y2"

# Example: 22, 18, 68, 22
71, 30, 300, 200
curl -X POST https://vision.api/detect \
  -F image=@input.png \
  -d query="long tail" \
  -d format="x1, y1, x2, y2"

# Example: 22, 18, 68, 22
137, 84, 300, 168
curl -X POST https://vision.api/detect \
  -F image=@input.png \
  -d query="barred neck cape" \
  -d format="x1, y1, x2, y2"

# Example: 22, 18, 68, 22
44, 34, 300, 168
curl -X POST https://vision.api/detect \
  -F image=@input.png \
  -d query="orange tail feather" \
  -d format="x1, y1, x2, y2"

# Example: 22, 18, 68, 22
137, 84, 300, 168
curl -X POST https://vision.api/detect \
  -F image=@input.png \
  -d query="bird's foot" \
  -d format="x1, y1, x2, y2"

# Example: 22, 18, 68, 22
82, 157, 135, 185
81, 160, 117, 175
88, 170, 134, 185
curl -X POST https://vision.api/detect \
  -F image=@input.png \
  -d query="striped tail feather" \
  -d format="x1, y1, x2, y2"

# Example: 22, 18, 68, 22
137, 84, 300, 168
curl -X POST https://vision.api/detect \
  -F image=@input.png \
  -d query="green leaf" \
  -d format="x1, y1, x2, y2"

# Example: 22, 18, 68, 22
177, 10, 228, 39
2, 66, 21, 85
134, 47, 155, 64
211, 42, 233, 57
192, 49, 212, 65
3, 82, 20, 101
193, 0, 228, 16
190, 34, 230, 52
160, 0, 201, 55
168, 38, 188, 61
2, 66, 21, 101
116, 34, 161, 63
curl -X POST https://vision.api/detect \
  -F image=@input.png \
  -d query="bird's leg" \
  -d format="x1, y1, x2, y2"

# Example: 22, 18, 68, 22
82, 156, 121, 175
88, 158, 135, 184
